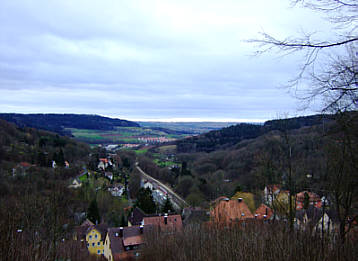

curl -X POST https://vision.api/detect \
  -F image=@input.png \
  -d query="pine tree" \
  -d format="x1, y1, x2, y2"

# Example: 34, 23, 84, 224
135, 188, 156, 214
162, 195, 174, 213
87, 198, 101, 224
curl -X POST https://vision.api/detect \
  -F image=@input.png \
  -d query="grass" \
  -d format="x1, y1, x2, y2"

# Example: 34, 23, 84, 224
78, 174, 87, 182
135, 148, 148, 155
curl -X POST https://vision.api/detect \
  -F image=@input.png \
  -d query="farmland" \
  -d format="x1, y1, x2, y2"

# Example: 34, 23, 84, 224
67, 127, 188, 145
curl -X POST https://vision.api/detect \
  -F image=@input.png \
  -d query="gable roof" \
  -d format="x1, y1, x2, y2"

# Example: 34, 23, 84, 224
128, 207, 147, 226
255, 204, 273, 220
211, 198, 254, 224
143, 214, 183, 231
81, 219, 94, 227
107, 225, 154, 257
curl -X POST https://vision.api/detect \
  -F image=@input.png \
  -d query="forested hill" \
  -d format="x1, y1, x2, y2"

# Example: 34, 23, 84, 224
0, 119, 90, 168
0, 113, 140, 135
176, 114, 332, 153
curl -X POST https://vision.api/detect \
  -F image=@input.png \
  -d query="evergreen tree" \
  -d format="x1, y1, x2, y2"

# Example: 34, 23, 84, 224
135, 188, 156, 214
120, 214, 127, 227
87, 198, 101, 224
161, 195, 174, 213
303, 192, 310, 210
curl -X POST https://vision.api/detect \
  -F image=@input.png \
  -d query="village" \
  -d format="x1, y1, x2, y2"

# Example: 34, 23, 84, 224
66, 155, 353, 260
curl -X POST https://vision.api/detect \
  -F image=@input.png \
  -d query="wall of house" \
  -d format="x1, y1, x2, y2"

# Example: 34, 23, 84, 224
86, 229, 105, 255
103, 234, 113, 261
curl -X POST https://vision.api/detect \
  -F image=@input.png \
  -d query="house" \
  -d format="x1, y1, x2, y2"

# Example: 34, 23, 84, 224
103, 225, 153, 261
263, 184, 281, 205
105, 172, 114, 180
254, 204, 274, 220
294, 205, 336, 233
210, 197, 254, 225
128, 207, 147, 227
85, 224, 108, 256
98, 158, 109, 170
68, 178, 82, 189
65, 161, 70, 168
12, 162, 33, 176
314, 209, 339, 235
296, 191, 322, 210
108, 184, 124, 197
143, 213, 183, 232
142, 180, 154, 190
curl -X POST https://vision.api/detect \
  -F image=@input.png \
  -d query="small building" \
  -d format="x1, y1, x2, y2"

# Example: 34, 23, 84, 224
296, 191, 322, 210
105, 172, 114, 180
68, 178, 82, 189
263, 184, 281, 205
103, 225, 153, 261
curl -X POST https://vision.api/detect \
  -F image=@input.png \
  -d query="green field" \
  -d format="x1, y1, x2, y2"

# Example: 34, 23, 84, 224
67, 127, 187, 145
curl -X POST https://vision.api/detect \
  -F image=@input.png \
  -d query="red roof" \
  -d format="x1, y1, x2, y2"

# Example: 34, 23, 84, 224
99, 158, 108, 163
254, 204, 273, 220
19, 162, 32, 168
210, 198, 254, 224
143, 214, 183, 232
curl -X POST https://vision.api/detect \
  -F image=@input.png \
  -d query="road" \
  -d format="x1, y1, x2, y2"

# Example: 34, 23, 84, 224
135, 163, 189, 208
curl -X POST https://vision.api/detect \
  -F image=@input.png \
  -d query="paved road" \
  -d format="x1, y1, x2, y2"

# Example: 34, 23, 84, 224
135, 163, 189, 208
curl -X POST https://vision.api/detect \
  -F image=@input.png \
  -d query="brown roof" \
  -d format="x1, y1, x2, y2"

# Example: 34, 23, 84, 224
128, 207, 147, 226
81, 219, 94, 227
143, 214, 183, 232
108, 225, 154, 256
254, 204, 273, 220
211, 198, 254, 224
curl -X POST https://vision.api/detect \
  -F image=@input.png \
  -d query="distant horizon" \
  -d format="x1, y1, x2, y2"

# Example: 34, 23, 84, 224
0, 111, 325, 123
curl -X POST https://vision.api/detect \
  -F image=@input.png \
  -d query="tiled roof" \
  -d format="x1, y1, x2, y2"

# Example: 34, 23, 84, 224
254, 204, 273, 220
143, 214, 183, 231
211, 198, 254, 224
296, 191, 320, 201
108, 225, 154, 256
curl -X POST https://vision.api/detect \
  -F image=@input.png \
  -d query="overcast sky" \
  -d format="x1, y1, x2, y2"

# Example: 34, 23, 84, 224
0, 0, 331, 122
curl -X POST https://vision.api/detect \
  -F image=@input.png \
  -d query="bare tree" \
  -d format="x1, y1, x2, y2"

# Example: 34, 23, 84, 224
250, 0, 358, 112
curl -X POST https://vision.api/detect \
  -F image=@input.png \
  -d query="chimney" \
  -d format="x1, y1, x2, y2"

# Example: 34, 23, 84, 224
140, 225, 144, 234
119, 227, 123, 237
164, 214, 168, 225
238, 198, 243, 203
265, 208, 268, 216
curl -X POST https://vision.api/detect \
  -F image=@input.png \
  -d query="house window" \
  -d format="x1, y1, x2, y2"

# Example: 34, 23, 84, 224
95, 234, 98, 239
97, 250, 101, 254
98, 242, 100, 246
92, 243, 95, 247
89, 235, 92, 239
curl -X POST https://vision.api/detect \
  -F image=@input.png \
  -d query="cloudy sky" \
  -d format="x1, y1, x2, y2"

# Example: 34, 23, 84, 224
0, 0, 331, 122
